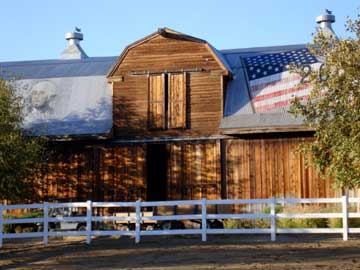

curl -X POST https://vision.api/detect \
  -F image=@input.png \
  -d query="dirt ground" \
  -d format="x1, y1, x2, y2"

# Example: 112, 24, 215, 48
1, 234, 360, 270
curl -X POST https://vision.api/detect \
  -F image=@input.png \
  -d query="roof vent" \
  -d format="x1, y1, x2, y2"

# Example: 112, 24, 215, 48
60, 27, 88, 60
316, 9, 337, 38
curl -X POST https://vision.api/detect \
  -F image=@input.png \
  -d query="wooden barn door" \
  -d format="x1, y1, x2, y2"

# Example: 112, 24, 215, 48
167, 141, 221, 200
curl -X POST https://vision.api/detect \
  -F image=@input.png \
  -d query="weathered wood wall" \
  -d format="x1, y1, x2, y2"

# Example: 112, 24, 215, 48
28, 136, 337, 204
112, 35, 223, 76
113, 72, 223, 137
36, 143, 147, 202
225, 137, 336, 199
111, 34, 224, 137
34, 141, 222, 202
167, 141, 221, 200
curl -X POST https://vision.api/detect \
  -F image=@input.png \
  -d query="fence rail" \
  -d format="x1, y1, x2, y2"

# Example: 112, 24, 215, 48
0, 196, 359, 247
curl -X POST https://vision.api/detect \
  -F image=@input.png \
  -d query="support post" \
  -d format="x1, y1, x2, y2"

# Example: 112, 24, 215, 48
43, 202, 49, 245
86, 200, 92, 244
270, 197, 276, 241
201, 198, 207, 242
135, 200, 141, 244
342, 195, 349, 241
0, 204, 3, 248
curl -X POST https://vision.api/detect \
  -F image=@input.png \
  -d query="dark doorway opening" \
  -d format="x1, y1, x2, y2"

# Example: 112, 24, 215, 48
147, 143, 167, 201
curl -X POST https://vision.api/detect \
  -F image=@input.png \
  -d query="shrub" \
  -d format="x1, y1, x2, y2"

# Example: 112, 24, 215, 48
14, 226, 23, 233
328, 218, 342, 228
21, 211, 43, 219
277, 218, 328, 229
223, 203, 360, 230
223, 219, 270, 229
277, 204, 329, 229
263, 204, 284, 214
2, 211, 43, 233
22, 227, 35, 233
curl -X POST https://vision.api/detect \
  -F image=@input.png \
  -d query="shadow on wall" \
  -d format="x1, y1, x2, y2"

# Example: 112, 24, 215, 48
25, 97, 149, 204
113, 96, 149, 136
28, 142, 147, 205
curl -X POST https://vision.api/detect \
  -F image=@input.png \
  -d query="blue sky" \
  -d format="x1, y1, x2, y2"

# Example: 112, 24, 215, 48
1, 0, 359, 61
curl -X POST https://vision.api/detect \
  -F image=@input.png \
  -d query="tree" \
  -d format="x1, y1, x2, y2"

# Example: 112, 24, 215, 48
290, 13, 360, 189
0, 78, 47, 202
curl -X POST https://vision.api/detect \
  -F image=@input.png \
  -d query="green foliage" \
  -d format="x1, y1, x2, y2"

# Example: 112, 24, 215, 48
223, 219, 270, 229
289, 13, 360, 189
277, 218, 328, 229
223, 204, 360, 229
0, 78, 47, 202
2, 214, 16, 233
263, 204, 284, 214
2, 211, 43, 233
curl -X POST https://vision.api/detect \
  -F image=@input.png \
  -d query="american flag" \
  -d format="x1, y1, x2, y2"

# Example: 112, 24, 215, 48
244, 48, 319, 112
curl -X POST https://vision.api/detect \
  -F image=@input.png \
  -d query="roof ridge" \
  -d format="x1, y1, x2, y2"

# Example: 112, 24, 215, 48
0, 56, 117, 66
220, 44, 307, 54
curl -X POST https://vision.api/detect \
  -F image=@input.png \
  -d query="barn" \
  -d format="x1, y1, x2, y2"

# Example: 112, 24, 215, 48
0, 11, 340, 203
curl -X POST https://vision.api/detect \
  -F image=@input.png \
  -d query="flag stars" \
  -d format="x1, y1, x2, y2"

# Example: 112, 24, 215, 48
244, 48, 317, 80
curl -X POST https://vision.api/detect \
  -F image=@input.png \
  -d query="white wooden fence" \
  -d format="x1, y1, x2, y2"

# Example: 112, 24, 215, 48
1, 196, 359, 248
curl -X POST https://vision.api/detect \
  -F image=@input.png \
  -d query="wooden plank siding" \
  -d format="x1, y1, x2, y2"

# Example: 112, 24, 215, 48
31, 144, 147, 203
113, 72, 223, 137
148, 74, 166, 129
22, 136, 340, 205
225, 137, 337, 199
111, 35, 223, 76
167, 141, 221, 200
111, 34, 224, 138
28, 141, 222, 203
168, 73, 187, 129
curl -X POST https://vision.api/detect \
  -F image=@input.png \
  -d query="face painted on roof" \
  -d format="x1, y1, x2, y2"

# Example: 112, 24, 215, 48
27, 81, 57, 113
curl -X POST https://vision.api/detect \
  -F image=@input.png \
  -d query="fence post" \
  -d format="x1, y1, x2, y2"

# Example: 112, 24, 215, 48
86, 200, 92, 244
270, 197, 276, 241
135, 200, 141, 244
201, 198, 207, 242
0, 204, 3, 248
342, 195, 349, 241
43, 202, 49, 245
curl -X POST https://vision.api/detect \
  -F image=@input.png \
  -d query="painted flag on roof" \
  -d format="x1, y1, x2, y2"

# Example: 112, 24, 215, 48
244, 48, 319, 112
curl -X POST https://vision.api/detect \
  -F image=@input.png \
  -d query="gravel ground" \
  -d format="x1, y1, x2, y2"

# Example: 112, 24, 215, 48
1, 234, 360, 270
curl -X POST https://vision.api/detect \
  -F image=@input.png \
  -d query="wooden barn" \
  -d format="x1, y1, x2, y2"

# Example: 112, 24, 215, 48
0, 12, 340, 203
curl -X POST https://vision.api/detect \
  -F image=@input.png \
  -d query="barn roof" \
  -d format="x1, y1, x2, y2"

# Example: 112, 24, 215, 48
107, 27, 232, 78
219, 44, 319, 133
0, 44, 314, 137
0, 57, 116, 80
0, 57, 115, 138
0, 28, 326, 137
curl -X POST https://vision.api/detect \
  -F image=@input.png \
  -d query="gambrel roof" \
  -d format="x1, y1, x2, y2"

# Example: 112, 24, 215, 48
107, 27, 232, 78
0, 29, 319, 137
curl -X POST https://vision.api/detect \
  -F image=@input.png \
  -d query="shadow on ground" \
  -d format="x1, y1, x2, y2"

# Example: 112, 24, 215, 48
1, 234, 360, 270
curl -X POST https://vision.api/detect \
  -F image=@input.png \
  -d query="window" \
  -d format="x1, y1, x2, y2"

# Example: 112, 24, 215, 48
148, 73, 187, 129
